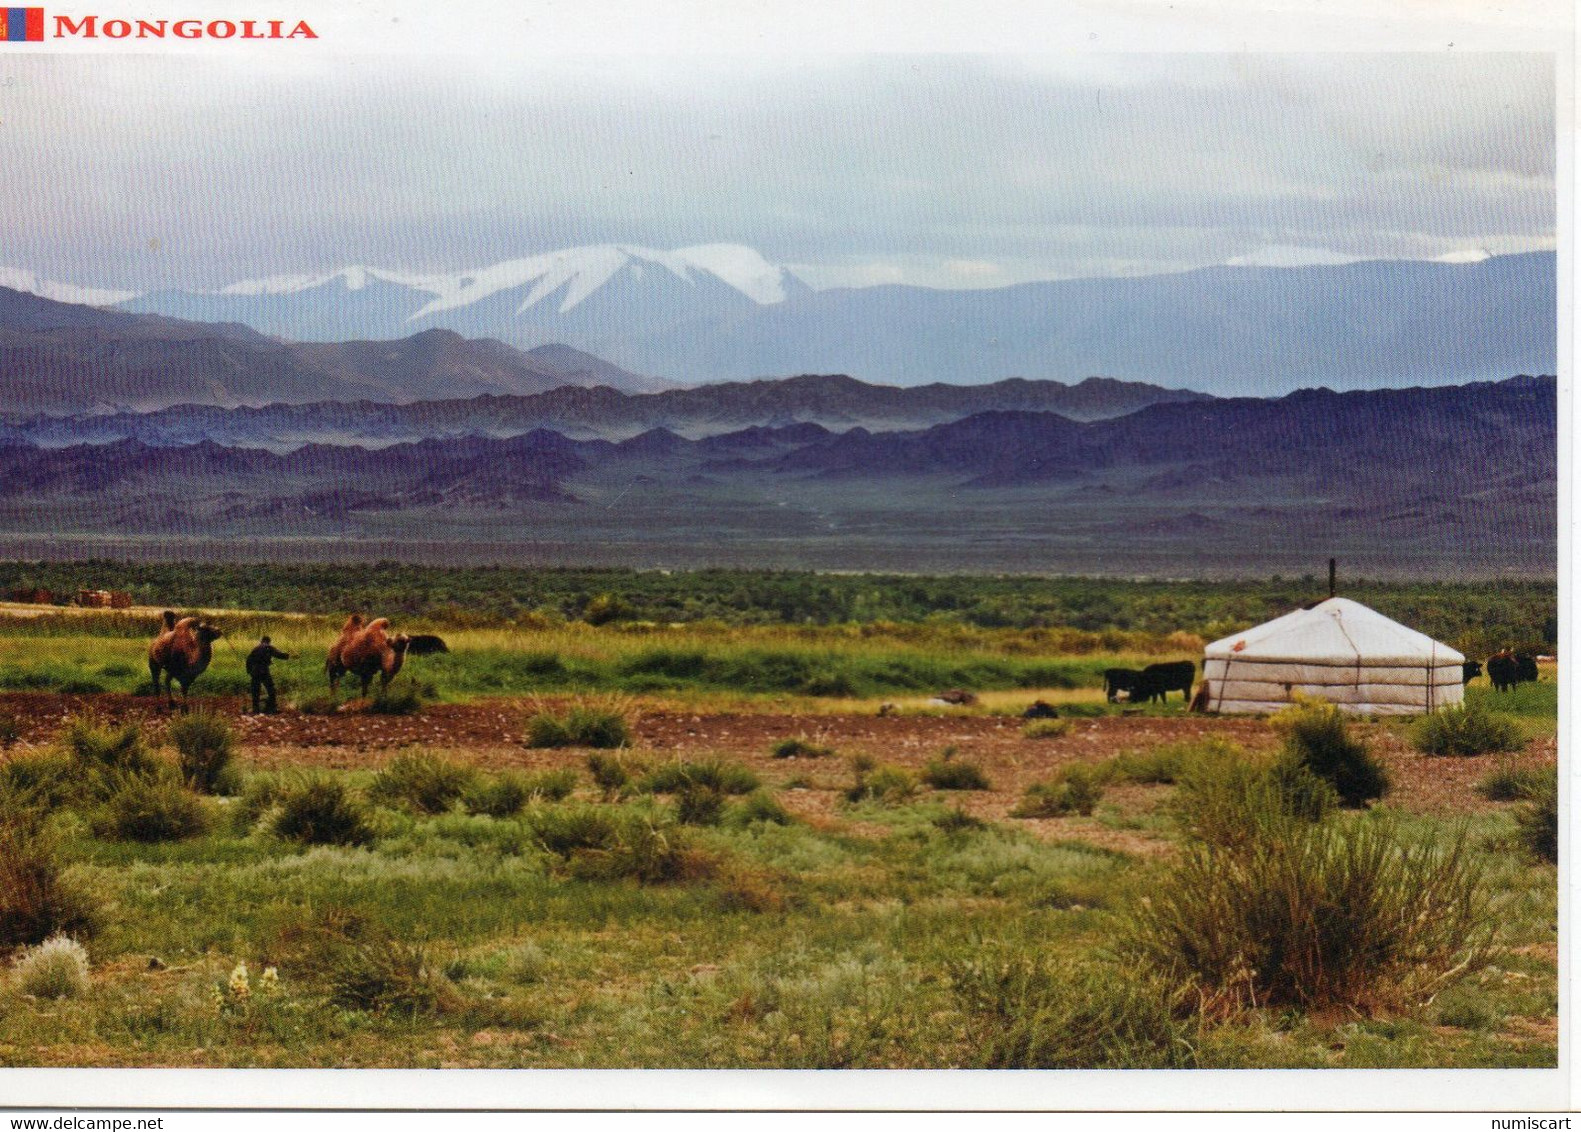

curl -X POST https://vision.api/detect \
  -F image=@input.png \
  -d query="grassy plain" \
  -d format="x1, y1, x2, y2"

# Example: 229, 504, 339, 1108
0, 571, 1559, 1071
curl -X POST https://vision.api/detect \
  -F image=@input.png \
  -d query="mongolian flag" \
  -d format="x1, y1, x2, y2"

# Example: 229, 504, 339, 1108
4, 8, 43, 41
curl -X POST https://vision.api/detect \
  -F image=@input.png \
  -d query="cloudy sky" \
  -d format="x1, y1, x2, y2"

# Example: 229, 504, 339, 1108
0, 50, 1554, 292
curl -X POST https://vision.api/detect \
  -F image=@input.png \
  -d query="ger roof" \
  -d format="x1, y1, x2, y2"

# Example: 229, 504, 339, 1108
1202, 597, 1465, 667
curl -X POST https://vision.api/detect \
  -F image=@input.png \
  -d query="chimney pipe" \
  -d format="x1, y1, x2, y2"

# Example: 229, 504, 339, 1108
1329, 558, 1337, 599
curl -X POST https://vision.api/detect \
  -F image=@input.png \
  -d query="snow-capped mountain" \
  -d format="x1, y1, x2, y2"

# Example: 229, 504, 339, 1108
9, 245, 1557, 391
115, 244, 809, 350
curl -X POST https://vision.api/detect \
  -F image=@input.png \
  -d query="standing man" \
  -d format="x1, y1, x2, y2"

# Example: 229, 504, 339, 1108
247, 635, 291, 713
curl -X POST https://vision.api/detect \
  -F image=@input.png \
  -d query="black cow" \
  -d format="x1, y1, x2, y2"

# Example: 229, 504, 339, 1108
1516, 655, 1539, 683
1487, 653, 1520, 692
1104, 668, 1142, 703
1462, 660, 1482, 685
1129, 660, 1196, 704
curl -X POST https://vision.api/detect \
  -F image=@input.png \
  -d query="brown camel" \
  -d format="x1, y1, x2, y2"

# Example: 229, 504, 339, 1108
326, 614, 447, 697
147, 610, 224, 707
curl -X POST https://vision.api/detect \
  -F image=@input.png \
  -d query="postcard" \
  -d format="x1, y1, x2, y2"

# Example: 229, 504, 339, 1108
0, 0, 1569, 1115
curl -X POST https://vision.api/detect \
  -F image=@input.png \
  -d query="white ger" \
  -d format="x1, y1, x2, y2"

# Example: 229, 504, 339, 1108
1201, 597, 1464, 716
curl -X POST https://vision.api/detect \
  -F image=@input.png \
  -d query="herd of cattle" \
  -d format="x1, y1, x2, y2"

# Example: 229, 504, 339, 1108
1100, 652, 1545, 706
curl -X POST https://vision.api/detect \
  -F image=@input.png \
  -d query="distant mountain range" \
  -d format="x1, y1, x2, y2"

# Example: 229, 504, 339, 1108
90, 245, 1556, 391
5, 373, 1212, 448
0, 285, 674, 413
0, 376, 1555, 577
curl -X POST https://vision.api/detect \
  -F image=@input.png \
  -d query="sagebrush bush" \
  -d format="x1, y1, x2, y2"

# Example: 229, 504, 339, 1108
1171, 751, 1336, 849
1131, 816, 1493, 1010
461, 768, 577, 817
1411, 703, 1525, 757
586, 751, 643, 800
14, 935, 90, 1000
921, 755, 990, 791
367, 683, 424, 716
271, 775, 374, 847
528, 806, 709, 884
1011, 764, 1105, 818
327, 936, 455, 1016
844, 761, 918, 804
1021, 719, 1070, 740
1513, 769, 1558, 864
1274, 700, 1389, 808
525, 702, 632, 749
527, 805, 620, 857
168, 710, 237, 794
729, 790, 794, 827
0, 750, 80, 810
639, 759, 759, 796
675, 785, 725, 826
367, 753, 476, 815
1476, 761, 1550, 802
61, 714, 157, 795
1104, 744, 1193, 784
94, 772, 210, 842
932, 805, 988, 834
771, 737, 834, 759
0, 819, 99, 949
950, 953, 1193, 1069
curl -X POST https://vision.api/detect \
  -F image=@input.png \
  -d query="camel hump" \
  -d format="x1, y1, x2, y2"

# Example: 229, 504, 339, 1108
161, 610, 178, 630
174, 616, 199, 632
342, 614, 364, 632
367, 617, 392, 633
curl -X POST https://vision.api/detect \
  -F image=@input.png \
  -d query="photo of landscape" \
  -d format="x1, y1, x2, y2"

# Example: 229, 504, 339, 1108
0, 35, 1560, 1091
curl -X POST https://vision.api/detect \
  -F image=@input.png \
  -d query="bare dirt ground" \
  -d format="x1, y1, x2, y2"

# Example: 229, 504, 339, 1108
1, 691, 1554, 838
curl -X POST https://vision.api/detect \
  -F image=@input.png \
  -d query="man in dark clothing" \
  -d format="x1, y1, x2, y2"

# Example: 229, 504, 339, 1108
247, 636, 290, 713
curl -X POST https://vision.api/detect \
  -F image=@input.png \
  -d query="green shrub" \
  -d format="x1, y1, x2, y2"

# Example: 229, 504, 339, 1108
0, 819, 100, 949
168, 710, 238, 794
527, 805, 621, 857
844, 760, 918, 804
639, 759, 759, 796
675, 785, 725, 826
14, 935, 90, 1000
950, 954, 1193, 1068
93, 772, 210, 843
932, 805, 988, 834
1476, 761, 1550, 802
1171, 747, 1336, 849
1274, 700, 1389, 808
921, 755, 990, 791
463, 768, 578, 817
1411, 703, 1525, 757
367, 753, 476, 815
327, 937, 454, 1016
525, 703, 632, 749
1011, 764, 1106, 818
0, 750, 80, 810
1105, 744, 1192, 784
1513, 768, 1558, 864
1022, 719, 1070, 740
61, 714, 157, 793
295, 695, 341, 716
586, 751, 643, 800
729, 790, 794, 827
1131, 817, 1492, 1010
771, 738, 833, 759
271, 775, 374, 847
367, 683, 424, 715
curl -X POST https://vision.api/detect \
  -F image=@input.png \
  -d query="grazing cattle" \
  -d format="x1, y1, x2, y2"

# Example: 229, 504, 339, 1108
326, 614, 448, 698
1022, 700, 1059, 719
1129, 660, 1197, 704
1486, 652, 1520, 693
147, 610, 223, 707
1462, 660, 1482, 685
1516, 655, 1539, 684
1103, 668, 1142, 703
